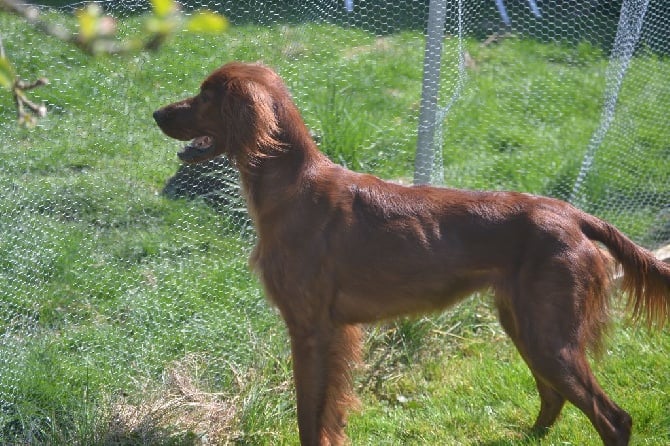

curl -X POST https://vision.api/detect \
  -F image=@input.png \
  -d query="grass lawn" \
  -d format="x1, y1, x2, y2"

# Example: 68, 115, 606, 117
0, 8, 669, 445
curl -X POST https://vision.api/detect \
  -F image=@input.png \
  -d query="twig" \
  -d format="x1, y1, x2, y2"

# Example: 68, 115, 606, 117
1, 29, 50, 124
13, 78, 49, 118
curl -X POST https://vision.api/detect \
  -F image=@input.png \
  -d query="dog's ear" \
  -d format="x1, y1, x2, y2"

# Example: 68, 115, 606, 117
220, 79, 280, 165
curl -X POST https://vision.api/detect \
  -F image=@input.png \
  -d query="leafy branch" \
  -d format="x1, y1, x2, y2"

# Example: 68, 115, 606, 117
0, 0, 228, 125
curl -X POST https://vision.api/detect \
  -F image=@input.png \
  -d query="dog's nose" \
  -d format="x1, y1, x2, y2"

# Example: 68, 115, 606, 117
153, 109, 165, 124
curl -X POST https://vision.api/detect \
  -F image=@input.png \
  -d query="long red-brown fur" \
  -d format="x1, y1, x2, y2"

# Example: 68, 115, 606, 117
154, 62, 670, 446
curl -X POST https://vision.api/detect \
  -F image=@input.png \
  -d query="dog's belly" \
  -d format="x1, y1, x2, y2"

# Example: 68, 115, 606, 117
331, 271, 493, 324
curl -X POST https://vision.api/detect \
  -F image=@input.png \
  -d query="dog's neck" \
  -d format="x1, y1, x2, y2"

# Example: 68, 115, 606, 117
236, 113, 330, 229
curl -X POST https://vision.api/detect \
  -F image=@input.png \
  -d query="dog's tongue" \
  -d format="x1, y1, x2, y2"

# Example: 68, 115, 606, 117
177, 136, 214, 163
189, 136, 212, 149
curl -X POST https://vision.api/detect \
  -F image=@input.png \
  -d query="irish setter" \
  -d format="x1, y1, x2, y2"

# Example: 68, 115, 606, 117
154, 62, 669, 446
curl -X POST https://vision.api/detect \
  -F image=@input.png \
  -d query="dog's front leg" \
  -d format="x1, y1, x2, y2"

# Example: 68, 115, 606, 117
289, 325, 332, 446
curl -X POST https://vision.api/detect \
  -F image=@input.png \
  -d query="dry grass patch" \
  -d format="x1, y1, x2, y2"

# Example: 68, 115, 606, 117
106, 354, 242, 445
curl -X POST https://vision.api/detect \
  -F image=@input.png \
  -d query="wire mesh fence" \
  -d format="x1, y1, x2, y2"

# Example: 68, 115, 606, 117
0, 0, 668, 443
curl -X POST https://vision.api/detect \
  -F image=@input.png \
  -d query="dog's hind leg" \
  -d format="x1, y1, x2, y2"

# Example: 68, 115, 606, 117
526, 341, 631, 445
530, 377, 566, 432
495, 300, 566, 433
496, 258, 632, 445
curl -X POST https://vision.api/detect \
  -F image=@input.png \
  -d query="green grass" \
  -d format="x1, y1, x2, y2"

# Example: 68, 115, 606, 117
352, 306, 670, 445
1, 8, 669, 445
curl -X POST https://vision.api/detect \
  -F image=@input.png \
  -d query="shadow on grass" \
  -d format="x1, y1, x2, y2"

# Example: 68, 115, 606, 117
162, 156, 251, 231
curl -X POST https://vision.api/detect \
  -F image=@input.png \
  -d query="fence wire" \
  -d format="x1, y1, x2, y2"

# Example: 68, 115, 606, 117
0, 0, 668, 443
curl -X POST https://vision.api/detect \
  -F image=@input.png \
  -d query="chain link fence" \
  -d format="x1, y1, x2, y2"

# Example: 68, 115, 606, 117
0, 0, 668, 443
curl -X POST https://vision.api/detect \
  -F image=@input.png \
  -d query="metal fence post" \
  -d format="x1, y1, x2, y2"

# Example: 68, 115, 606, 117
413, 0, 447, 185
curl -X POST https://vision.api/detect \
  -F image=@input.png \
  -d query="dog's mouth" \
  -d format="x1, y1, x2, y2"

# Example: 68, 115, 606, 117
177, 136, 216, 163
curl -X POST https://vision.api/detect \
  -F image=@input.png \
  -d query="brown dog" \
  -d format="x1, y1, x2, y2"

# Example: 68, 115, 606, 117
154, 62, 669, 446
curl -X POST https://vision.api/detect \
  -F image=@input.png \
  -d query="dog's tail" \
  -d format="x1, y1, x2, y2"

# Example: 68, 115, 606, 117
580, 213, 670, 328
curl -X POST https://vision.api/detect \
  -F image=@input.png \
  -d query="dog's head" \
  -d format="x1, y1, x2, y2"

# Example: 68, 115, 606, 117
153, 62, 282, 164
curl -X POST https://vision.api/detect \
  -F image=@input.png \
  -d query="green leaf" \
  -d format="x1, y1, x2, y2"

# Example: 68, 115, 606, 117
0, 56, 15, 90
185, 11, 229, 34
145, 16, 179, 35
150, 0, 178, 19
75, 3, 103, 42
